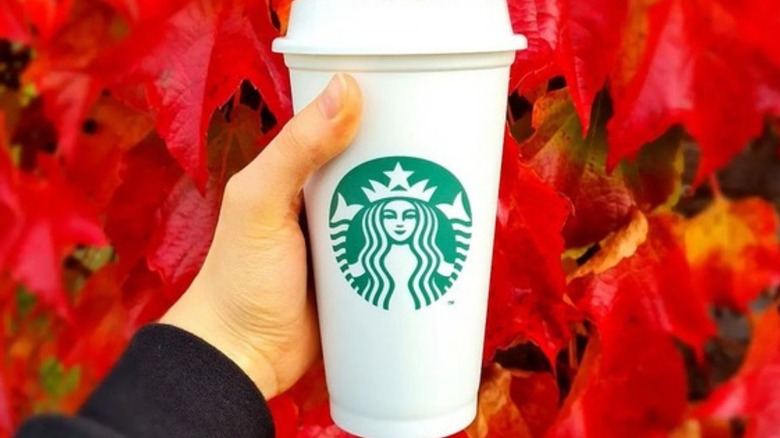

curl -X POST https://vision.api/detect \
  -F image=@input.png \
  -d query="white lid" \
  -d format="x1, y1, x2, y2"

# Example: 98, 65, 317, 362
272, 0, 527, 56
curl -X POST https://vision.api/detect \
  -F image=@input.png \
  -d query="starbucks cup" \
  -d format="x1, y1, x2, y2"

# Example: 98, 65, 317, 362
273, 1, 526, 437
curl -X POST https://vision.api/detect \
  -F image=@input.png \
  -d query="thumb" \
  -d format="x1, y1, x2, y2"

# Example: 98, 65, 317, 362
229, 73, 362, 218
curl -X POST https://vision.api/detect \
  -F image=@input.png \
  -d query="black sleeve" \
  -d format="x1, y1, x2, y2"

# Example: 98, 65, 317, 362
16, 324, 276, 438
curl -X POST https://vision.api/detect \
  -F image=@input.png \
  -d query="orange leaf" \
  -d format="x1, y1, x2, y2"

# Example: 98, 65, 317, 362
467, 364, 558, 438
684, 196, 780, 311
269, 0, 292, 34
520, 89, 682, 248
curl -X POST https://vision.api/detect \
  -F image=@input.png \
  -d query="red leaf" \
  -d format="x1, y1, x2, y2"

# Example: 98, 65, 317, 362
0, 372, 11, 437
298, 422, 354, 438
14, 0, 289, 191
547, 320, 687, 437
732, 0, 780, 71
0, 0, 30, 43
296, 402, 353, 437
105, 138, 184, 327
296, 403, 357, 437
142, 101, 270, 294
693, 308, 780, 438
607, 0, 780, 185
0, 0, 74, 44
98, 0, 190, 25
549, 214, 694, 436
568, 214, 716, 356
684, 196, 780, 311
509, 0, 560, 94
146, 176, 220, 292
555, 0, 628, 132
19, 1, 121, 161
509, 0, 628, 132
106, 137, 183, 278
269, 363, 357, 437
117, 0, 291, 188
484, 128, 573, 364
268, 395, 300, 438
0, 114, 19, 264
285, 363, 330, 415
34, 73, 103, 163
121, 262, 175, 330
0, 284, 14, 434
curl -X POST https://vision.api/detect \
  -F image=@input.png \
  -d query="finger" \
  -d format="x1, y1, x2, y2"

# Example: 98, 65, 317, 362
228, 73, 362, 218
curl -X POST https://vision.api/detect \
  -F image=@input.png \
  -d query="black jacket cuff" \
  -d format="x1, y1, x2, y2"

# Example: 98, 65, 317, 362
75, 324, 275, 438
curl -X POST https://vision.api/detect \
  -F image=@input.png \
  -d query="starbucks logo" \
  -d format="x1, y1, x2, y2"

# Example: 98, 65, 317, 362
329, 156, 472, 311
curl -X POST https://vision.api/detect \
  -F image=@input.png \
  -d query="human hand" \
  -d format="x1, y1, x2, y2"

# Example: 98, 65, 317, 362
161, 74, 362, 399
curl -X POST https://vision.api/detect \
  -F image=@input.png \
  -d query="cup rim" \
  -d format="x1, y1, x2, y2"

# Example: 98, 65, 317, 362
272, 34, 528, 56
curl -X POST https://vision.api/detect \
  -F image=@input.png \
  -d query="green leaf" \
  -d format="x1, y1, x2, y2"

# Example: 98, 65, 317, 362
16, 286, 36, 316
39, 357, 81, 399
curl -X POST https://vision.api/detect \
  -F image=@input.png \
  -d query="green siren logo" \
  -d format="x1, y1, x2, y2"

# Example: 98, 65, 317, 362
329, 156, 472, 311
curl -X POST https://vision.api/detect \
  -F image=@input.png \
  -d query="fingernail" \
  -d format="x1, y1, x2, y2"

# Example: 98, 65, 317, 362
318, 74, 346, 119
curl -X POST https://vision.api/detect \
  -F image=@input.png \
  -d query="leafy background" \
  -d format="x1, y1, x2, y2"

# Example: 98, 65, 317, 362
0, 0, 779, 437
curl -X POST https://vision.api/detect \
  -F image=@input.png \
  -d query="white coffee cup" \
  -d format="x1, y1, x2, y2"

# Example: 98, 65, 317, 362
274, 2, 525, 437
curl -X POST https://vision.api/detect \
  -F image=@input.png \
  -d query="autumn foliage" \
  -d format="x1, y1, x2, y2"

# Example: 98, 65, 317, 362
0, 0, 779, 437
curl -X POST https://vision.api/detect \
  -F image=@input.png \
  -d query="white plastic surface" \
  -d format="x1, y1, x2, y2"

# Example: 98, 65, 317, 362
273, 0, 527, 55
293, 65, 509, 438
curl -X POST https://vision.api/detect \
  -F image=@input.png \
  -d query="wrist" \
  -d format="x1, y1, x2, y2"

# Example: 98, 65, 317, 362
160, 284, 280, 399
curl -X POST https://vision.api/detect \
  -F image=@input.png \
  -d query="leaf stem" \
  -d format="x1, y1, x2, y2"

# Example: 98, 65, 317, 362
708, 175, 723, 199
568, 337, 578, 373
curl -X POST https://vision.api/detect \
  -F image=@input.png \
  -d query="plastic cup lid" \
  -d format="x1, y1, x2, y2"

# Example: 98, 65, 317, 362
272, 0, 527, 56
